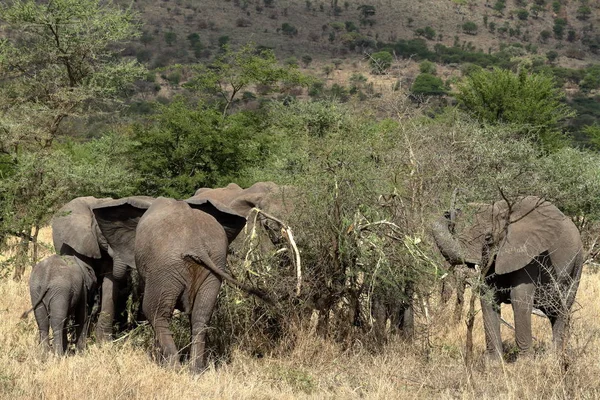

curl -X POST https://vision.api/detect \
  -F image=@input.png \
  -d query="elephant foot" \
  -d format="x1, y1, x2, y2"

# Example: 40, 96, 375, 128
189, 362, 209, 374
482, 349, 504, 366
95, 326, 112, 343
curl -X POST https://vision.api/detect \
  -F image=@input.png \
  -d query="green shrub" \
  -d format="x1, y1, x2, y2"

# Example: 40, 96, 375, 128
369, 51, 393, 74
411, 73, 446, 96
281, 22, 298, 36
419, 60, 436, 75
455, 68, 574, 151
516, 9, 529, 20
553, 18, 567, 40
462, 21, 478, 35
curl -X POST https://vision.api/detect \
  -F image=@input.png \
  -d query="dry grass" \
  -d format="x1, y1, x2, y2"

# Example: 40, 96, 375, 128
3, 229, 600, 399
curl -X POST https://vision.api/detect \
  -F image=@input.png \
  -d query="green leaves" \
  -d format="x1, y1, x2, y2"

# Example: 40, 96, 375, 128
0, 0, 146, 146
130, 98, 271, 198
0, 0, 144, 247
455, 68, 575, 151
184, 44, 310, 115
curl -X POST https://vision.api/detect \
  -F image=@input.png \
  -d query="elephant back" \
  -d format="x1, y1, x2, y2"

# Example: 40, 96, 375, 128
494, 196, 578, 275
52, 197, 112, 259
192, 183, 244, 205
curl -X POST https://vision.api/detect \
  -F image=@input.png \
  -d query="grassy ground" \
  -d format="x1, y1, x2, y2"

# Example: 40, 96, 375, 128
2, 229, 600, 399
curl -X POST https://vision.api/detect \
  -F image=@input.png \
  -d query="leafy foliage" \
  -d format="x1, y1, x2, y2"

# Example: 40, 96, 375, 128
369, 51, 393, 74
0, 0, 146, 147
455, 68, 575, 151
0, 0, 145, 276
130, 98, 271, 198
184, 44, 309, 115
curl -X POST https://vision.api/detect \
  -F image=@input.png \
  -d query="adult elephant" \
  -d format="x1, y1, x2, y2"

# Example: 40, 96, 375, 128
51, 195, 153, 341
92, 196, 270, 372
431, 196, 583, 358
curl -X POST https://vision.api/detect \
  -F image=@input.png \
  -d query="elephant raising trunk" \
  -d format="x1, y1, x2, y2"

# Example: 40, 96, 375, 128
431, 196, 583, 359
431, 214, 477, 267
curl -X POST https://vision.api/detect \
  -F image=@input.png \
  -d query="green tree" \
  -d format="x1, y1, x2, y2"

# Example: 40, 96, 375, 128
539, 30, 552, 43
516, 9, 529, 20
553, 18, 567, 40
546, 50, 559, 63
130, 98, 270, 198
302, 54, 313, 67
577, 6, 591, 20
423, 26, 437, 40
281, 22, 298, 36
493, 0, 506, 14
552, 0, 561, 13
462, 21, 478, 35
0, 0, 145, 278
0, 0, 145, 148
164, 31, 177, 46
369, 51, 393, 74
455, 68, 575, 151
184, 44, 309, 115
419, 60, 437, 74
411, 73, 446, 96
187, 32, 201, 47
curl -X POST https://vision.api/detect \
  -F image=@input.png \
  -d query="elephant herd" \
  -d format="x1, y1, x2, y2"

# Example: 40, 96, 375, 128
24, 182, 289, 372
23, 185, 585, 371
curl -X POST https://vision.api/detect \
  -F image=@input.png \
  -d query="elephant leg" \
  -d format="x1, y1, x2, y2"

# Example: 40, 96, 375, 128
142, 284, 179, 367
510, 282, 535, 354
371, 298, 387, 343
96, 273, 118, 342
49, 300, 69, 356
549, 313, 568, 352
453, 272, 466, 323
398, 284, 415, 340
190, 274, 221, 373
74, 298, 88, 351
33, 303, 50, 352
480, 292, 502, 358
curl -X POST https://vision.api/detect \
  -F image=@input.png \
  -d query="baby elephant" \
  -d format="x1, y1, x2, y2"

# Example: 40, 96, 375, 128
23, 255, 97, 355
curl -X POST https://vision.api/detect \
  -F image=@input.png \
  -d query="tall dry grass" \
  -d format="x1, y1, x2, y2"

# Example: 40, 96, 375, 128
2, 228, 600, 399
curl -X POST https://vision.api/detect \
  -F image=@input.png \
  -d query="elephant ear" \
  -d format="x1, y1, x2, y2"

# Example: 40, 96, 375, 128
92, 197, 154, 269
495, 196, 566, 275
184, 198, 247, 243
52, 197, 109, 259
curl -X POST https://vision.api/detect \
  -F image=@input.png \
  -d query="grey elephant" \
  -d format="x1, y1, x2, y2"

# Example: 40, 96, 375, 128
52, 195, 153, 341
432, 196, 583, 358
92, 196, 270, 372
23, 255, 96, 355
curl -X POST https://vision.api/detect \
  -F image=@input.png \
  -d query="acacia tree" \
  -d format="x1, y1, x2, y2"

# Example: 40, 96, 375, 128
184, 44, 310, 116
0, 0, 145, 279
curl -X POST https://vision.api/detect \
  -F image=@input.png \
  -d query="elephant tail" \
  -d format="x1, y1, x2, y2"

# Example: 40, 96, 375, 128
21, 288, 49, 319
182, 253, 274, 305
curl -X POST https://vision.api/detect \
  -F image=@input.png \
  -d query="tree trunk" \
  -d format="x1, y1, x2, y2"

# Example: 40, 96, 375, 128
13, 232, 30, 281
32, 224, 40, 264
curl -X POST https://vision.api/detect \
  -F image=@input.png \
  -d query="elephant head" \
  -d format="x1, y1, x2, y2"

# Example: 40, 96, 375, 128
52, 196, 113, 260
432, 196, 577, 275
190, 181, 297, 245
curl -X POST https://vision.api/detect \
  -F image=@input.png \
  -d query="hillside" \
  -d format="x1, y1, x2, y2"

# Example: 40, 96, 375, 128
122, 0, 600, 67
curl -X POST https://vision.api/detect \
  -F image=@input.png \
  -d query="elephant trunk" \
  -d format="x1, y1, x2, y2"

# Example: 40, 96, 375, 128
431, 215, 471, 266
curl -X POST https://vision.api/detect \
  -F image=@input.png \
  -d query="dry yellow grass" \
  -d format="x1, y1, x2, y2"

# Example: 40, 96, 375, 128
3, 228, 600, 399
